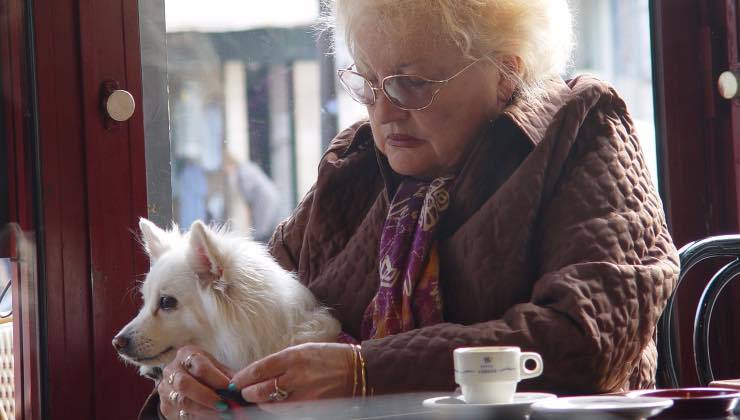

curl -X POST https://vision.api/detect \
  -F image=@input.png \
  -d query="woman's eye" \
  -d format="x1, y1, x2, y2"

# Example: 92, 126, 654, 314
398, 77, 430, 89
159, 295, 178, 311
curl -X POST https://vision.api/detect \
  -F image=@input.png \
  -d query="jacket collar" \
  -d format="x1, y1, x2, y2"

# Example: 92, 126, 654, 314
500, 76, 571, 146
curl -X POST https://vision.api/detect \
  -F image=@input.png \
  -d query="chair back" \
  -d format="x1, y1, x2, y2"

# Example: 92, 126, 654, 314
657, 234, 740, 387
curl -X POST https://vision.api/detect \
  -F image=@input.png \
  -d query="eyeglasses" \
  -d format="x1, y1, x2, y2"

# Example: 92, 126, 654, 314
337, 56, 490, 111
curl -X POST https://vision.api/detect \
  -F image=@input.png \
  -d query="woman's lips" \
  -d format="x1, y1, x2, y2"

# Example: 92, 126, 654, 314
386, 133, 425, 148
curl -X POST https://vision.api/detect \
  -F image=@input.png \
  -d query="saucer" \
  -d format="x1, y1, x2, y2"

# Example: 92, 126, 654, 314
530, 395, 673, 419
627, 387, 740, 418
422, 392, 557, 419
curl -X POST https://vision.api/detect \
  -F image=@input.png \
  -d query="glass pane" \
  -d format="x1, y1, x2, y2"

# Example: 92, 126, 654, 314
138, 0, 367, 239
570, 0, 659, 190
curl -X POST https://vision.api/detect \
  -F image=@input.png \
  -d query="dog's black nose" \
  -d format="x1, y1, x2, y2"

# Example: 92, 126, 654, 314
112, 335, 129, 352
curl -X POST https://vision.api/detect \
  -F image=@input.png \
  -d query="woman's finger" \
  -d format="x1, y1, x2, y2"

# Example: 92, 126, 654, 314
241, 368, 321, 404
158, 376, 222, 419
230, 347, 293, 389
207, 354, 236, 378
240, 378, 273, 403
161, 396, 218, 419
161, 365, 229, 414
179, 350, 231, 390
232, 342, 357, 405
239, 375, 291, 404
178, 345, 235, 378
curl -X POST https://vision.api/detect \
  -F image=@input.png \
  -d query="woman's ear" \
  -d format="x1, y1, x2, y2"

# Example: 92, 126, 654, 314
496, 55, 523, 105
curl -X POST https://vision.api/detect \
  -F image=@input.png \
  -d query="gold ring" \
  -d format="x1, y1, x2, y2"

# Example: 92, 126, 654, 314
169, 390, 180, 403
268, 377, 289, 402
181, 353, 197, 371
178, 409, 188, 419
167, 371, 176, 385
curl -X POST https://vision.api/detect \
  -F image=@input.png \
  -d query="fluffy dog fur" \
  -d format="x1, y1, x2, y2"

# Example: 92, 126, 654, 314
113, 218, 340, 378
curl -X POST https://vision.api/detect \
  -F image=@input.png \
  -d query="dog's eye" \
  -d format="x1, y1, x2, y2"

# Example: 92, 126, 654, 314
159, 295, 178, 311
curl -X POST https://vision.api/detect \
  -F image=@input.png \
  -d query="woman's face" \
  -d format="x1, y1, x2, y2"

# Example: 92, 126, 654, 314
353, 25, 507, 179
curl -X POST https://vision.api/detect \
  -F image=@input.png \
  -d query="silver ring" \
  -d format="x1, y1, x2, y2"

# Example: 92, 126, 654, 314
181, 353, 197, 371
167, 371, 176, 385
268, 377, 289, 402
169, 390, 179, 403
178, 409, 188, 419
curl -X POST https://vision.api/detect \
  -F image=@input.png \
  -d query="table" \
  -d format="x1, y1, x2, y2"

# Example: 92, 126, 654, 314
227, 391, 740, 420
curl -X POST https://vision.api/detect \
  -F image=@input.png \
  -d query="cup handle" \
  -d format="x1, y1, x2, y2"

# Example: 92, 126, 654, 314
520, 352, 543, 379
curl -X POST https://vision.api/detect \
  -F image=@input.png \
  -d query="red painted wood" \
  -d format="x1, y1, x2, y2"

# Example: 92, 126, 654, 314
10, 0, 152, 416
654, 1, 711, 241
698, 0, 740, 384
653, 0, 740, 386
31, 0, 96, 416
716, 0, 740, 381
727, 0, 739, 230
653, 0, 710, 386
27, 0, 151, 416
76, 0, 151, 416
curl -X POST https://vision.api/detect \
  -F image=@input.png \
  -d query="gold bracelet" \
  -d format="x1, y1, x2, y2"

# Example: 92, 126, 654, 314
356, 345, 367, 398
350, 344, 358, 398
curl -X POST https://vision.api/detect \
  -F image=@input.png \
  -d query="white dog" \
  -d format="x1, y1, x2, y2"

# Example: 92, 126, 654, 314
113, 218, 340, 379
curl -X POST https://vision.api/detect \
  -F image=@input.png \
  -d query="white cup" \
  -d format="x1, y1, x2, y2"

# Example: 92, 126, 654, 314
453, 346, 543, 404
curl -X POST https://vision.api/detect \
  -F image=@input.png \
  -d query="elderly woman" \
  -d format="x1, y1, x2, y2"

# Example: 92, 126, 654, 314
144, 0, 679, 418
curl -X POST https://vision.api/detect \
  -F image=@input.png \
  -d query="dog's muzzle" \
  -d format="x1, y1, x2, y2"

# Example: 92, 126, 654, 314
112, 334, 130, 354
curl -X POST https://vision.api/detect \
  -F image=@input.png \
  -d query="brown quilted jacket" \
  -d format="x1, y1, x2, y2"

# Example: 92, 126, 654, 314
267, 75, 679, 395
139, 75, 678, 418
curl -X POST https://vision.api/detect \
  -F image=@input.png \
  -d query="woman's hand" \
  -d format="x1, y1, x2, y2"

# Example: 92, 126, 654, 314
230, 343, 356, 412
158, 346, 233, 419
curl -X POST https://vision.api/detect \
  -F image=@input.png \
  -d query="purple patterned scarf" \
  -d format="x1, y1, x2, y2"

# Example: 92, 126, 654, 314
361, 175, 455, 339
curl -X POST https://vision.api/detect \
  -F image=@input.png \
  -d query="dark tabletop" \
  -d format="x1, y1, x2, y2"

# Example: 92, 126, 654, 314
224, 391, 740, 420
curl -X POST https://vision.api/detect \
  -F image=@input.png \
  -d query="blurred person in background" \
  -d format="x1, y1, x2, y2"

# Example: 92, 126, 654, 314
224, 154, 286, 243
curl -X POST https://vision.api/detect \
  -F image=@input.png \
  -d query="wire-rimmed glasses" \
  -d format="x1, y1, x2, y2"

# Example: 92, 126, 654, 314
337, 55, 490, 111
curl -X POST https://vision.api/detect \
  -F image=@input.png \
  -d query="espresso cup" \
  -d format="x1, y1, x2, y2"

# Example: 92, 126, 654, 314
453, 346, 543, 404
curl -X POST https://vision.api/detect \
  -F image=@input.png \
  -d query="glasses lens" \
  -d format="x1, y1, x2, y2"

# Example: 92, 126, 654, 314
384, 76, 438, 109
339, 71, 374, 105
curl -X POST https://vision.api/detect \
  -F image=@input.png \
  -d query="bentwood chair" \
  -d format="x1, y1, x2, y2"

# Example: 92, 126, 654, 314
657, 234, 740, 388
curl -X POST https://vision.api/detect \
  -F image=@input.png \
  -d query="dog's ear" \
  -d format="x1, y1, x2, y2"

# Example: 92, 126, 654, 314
139, 218, 170, 262
188, 220, 223, 286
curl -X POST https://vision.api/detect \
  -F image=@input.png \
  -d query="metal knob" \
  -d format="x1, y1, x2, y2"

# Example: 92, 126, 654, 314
718, 71, 739, 100
105, 89, 136, 122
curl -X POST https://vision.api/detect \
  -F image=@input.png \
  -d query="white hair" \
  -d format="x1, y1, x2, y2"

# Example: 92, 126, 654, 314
320, 0, 574, 101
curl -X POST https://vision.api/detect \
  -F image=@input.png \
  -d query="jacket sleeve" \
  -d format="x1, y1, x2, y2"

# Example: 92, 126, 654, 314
267, 186, 315, 275
359, 91, 679, 395
267, 120, 369, 280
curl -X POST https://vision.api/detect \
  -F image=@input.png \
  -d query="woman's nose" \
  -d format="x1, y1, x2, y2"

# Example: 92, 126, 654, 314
370, 91, 408, 124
